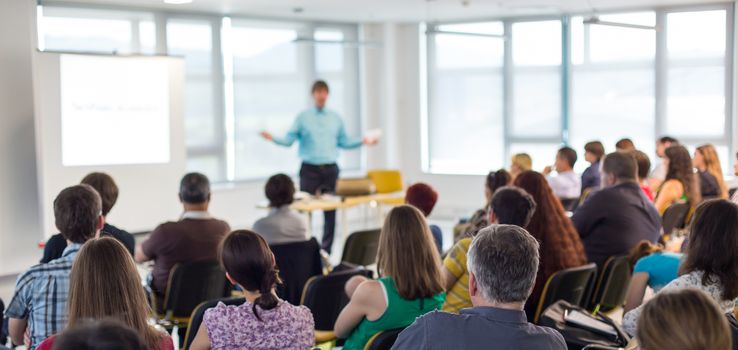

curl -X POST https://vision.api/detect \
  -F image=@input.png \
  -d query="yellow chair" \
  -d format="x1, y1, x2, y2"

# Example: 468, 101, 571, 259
367, 170, 403, 194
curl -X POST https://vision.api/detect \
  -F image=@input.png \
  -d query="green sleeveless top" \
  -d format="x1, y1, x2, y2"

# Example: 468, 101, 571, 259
342, 277, 445, 350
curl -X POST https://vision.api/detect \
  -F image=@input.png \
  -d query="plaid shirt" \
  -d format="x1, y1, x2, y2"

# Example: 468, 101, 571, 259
5, 243, 81, 350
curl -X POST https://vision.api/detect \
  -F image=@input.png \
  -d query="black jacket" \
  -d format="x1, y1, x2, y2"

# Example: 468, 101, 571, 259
40, 223, 135, 263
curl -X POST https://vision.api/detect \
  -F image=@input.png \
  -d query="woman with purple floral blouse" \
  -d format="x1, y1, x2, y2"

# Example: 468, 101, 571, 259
190, 230, 315, 350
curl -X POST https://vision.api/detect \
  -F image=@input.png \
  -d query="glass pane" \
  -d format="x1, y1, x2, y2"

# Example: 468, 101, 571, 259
512, 70, 560, 137
572, 13, 656, 64
570, 69, 655, 172
167, 21, 213, 75
315, 29, 344, 72
437, 22, 504, 35
231, 27, 297, 75
139, 20, 156, 54
512, 21, 561, 66
42, 16, 133, 54
182, 78, 218, 147
434, 23, 504, 69
667, 10, 726, 59
508, 143, 562, 172
187, 155, 224, 182
665, 65, 725, 136
429, 73, 503, 174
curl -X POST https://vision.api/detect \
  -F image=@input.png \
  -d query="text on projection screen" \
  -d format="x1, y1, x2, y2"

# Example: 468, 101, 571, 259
60, 55, 171, 166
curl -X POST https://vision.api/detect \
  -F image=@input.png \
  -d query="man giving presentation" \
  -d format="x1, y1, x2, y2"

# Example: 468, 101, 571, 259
261, 80, 377, 253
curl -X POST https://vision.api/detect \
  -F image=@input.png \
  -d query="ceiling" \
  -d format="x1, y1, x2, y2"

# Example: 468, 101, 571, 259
44, 0, 732, 22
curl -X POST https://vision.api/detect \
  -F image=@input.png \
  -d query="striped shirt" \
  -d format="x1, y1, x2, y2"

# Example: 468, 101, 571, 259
5, 243, 81, 350
442, 238, 473, 313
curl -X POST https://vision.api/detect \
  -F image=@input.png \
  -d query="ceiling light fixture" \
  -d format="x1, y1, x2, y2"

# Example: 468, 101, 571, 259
583, 16, 657, 30
163, 0, 193, 4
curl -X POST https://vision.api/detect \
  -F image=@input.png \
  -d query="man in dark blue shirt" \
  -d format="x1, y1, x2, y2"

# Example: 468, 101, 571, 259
572, 152, 662, 268
391, 225, 566, 350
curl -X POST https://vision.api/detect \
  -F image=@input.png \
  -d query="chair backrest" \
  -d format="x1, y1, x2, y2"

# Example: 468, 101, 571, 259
364, 328, 406, 350
301, 268, 373, 330
341, 229, 381, 266
183, 297, 245, 350
367, 170, 403, 194
163, 260, 231, 319
662, 203, 690, 235
581, 345, 622, 350
270, 238, 324, 306
589, 256, 632, 311
534, 263, 598, 323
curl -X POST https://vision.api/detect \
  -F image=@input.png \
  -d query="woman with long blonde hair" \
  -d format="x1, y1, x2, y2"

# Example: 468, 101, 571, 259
334, 205, 445, 350
694, 144, 728, 199
36, 237, 173, 350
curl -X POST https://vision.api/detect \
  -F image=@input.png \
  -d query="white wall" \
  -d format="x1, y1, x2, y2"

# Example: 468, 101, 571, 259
0, 0, 45, 275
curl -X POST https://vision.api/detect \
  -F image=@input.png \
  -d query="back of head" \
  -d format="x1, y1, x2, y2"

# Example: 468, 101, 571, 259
69, 237, 158, 348
54, 184, 102, 244
220, 230, 281, 319
682, 199, 738, 301
659, 136, 679, 145
52, 319, 148, 350
179, 172, 210, 204
486, 169, 512, 195
665, 145, 700, 205
616, 138, 636, 152
490, 186, 536, 228
584, 141, 605, 161
558, 147, 578, 168
467, 225, 540, 304
632, 150, 651, 180
637, 289, 731, 350
265, 174, 295, 208
627, 240, 662, 269
378, 205, 443, 300
81, 172, 118, 216
511, 153, 533, 172
405, 182, 439, 217
602, 151, 638, 182
696, 144, 727, 198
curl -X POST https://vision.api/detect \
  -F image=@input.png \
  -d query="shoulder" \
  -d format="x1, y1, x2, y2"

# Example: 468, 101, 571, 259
664, 271, 705, 290
282, 303, 315, 324
37, 336, 56, 350
530, 324, 567, 348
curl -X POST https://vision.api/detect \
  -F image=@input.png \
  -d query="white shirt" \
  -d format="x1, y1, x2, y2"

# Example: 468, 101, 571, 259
546, 170, 581, 199
650, 162, 667, 181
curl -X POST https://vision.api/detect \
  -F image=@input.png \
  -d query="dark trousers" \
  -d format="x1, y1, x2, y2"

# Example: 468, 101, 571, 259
300, 163, 339, 253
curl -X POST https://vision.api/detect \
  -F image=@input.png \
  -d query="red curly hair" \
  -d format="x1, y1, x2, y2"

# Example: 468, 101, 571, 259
513, 171, 588, 316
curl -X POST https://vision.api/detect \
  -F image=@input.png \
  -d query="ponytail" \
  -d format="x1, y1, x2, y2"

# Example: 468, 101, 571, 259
252, 267, 281, 321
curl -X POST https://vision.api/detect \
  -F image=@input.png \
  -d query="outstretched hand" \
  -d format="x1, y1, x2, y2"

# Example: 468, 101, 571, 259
260, 131, 273, 141
362, 137, 379, 146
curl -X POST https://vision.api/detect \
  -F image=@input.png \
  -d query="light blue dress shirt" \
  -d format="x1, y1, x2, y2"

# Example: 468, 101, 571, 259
272, 107, 362, 165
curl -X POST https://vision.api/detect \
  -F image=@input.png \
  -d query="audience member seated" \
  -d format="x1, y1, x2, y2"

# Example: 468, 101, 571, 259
41, 172, 134, 263
616, 138, 636, 152
253, 174, 309, 245
392, 225, 566, 350
36, 238, 173, 350
694, 144, 728, 200
443, 186, 536, 313
334, 205, 445, 350
5, 185, 103, 349
623, 241, 683, 314
542, 147, 581, 199
649, 136, 679, 191
50, 320, 149, 350
653, 145, 701, 214
636, 289, 731, 350
514, 171, 588, 320
405, 182, 443, 253
572, 152, 662, 268
623, 199, 738, 335
510, 153, 533, 180
457, 169, 511, 240
136, 173, 231, 305
581, 141, 605, 192
190, 230, 314, 350
633, 150, 655, 201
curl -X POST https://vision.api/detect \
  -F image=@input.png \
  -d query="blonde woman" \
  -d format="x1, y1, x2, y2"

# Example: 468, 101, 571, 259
510, 153, 533, 179
334, 205, 445, 350
36, 237, 173, 350
636, 289, 731, 350
694, 144, 728, 199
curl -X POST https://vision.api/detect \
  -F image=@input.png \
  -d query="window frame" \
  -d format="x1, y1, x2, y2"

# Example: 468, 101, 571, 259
423, 3, 735, 175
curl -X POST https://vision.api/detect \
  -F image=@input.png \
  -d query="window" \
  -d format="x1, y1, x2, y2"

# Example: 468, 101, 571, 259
426, 22, 505, 174
38, 6, 362, 183
570, 13, 657, 171
424, 5, 733, 175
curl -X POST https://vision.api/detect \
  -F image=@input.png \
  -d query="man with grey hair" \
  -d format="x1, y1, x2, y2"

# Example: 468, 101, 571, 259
392, 225, 566, 349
